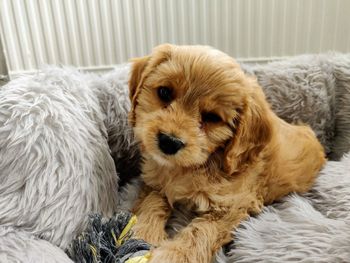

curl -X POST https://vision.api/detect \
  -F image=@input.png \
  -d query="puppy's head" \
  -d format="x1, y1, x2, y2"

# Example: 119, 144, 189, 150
129, 44, 272, 172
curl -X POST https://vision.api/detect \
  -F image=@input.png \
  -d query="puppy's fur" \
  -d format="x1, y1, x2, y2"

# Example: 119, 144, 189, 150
129, 44, 325, 263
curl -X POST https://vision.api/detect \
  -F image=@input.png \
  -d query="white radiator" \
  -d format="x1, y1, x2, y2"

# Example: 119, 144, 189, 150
1, 0, 350, 78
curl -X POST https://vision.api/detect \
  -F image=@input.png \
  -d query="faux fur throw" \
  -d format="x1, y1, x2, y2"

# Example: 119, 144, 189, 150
217, 153, 350, 262
0, 53, 350, 262
0, 65, 138, 262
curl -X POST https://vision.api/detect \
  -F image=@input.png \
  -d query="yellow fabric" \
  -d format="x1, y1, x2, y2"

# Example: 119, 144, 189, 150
125, 252, 151, 263
117, 215, 138, 245
89, 245, 98, 262
111, 229, 118, 247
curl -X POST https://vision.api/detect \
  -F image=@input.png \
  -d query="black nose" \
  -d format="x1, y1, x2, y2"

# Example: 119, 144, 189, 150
158, 133, 185, 155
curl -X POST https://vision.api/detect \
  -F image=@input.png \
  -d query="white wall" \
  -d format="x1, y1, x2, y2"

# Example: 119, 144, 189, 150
1, 0, 350, 78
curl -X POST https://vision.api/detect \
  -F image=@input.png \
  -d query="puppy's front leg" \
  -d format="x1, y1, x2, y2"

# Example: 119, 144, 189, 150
149, 208, 249, 263
132, 189, 171, 246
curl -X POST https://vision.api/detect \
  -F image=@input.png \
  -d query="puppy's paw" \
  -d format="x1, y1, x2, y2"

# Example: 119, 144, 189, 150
148, 245, 190, 263
132, 224, 168, 247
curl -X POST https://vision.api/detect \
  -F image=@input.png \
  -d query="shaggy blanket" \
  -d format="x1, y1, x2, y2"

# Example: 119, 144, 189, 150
218, 153, 350, 263
1, 53, 350, 262
0, 65, 139, 262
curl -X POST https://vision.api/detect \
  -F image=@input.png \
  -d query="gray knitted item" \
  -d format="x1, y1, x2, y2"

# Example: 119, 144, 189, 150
67, 211, 151, 263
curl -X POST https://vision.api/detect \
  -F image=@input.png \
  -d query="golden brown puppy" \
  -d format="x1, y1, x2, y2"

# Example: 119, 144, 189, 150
129, 44, 325, 263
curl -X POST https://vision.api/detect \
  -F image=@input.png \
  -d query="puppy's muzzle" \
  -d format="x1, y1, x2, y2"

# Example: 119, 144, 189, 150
158, 132, 185, 155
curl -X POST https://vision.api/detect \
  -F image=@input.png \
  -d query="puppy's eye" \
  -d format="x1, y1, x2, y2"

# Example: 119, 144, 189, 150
157, 86, 173, 103
201, 112, 222, 123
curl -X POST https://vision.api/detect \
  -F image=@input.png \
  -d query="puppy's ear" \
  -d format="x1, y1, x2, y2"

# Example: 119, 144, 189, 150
129, 56, 151, 102
224, 83, 273, 175
128, 44, 173, 126
128, 55, 150, 126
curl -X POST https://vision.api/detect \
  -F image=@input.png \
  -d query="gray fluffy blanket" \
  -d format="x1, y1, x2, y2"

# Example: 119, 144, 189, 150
1, 53, 350, 262
216, 153, 350, 262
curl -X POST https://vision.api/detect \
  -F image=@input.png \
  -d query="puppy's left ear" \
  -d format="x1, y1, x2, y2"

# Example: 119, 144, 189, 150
223, 82, 273, 175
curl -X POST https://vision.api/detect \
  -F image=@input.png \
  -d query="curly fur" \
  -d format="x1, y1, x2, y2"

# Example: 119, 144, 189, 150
121, 52, 350, 263
129, 153, 350, 263
128, 44, 325, 263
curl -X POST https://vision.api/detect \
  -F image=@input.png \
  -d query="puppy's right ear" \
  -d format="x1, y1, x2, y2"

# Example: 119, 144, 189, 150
129, 55, 150, 126
129, 56, 150, 102
128, 43, 173, 126
223, 81, 273, 175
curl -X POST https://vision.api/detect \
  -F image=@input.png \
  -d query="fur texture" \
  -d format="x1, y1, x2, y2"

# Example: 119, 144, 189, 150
0, 66, 138, 261
1, 52, 350, 262
242, 53, 350, 160
0, 227, 73, 263
128, 44, 326, 263
217, 152, 350, 263
123, 153, 350, 263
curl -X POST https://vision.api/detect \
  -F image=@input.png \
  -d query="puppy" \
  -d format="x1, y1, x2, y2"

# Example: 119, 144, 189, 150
128, 44, 325, 263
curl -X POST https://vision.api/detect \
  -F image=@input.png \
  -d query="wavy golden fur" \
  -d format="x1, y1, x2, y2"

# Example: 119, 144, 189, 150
129, 44, 325, 263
